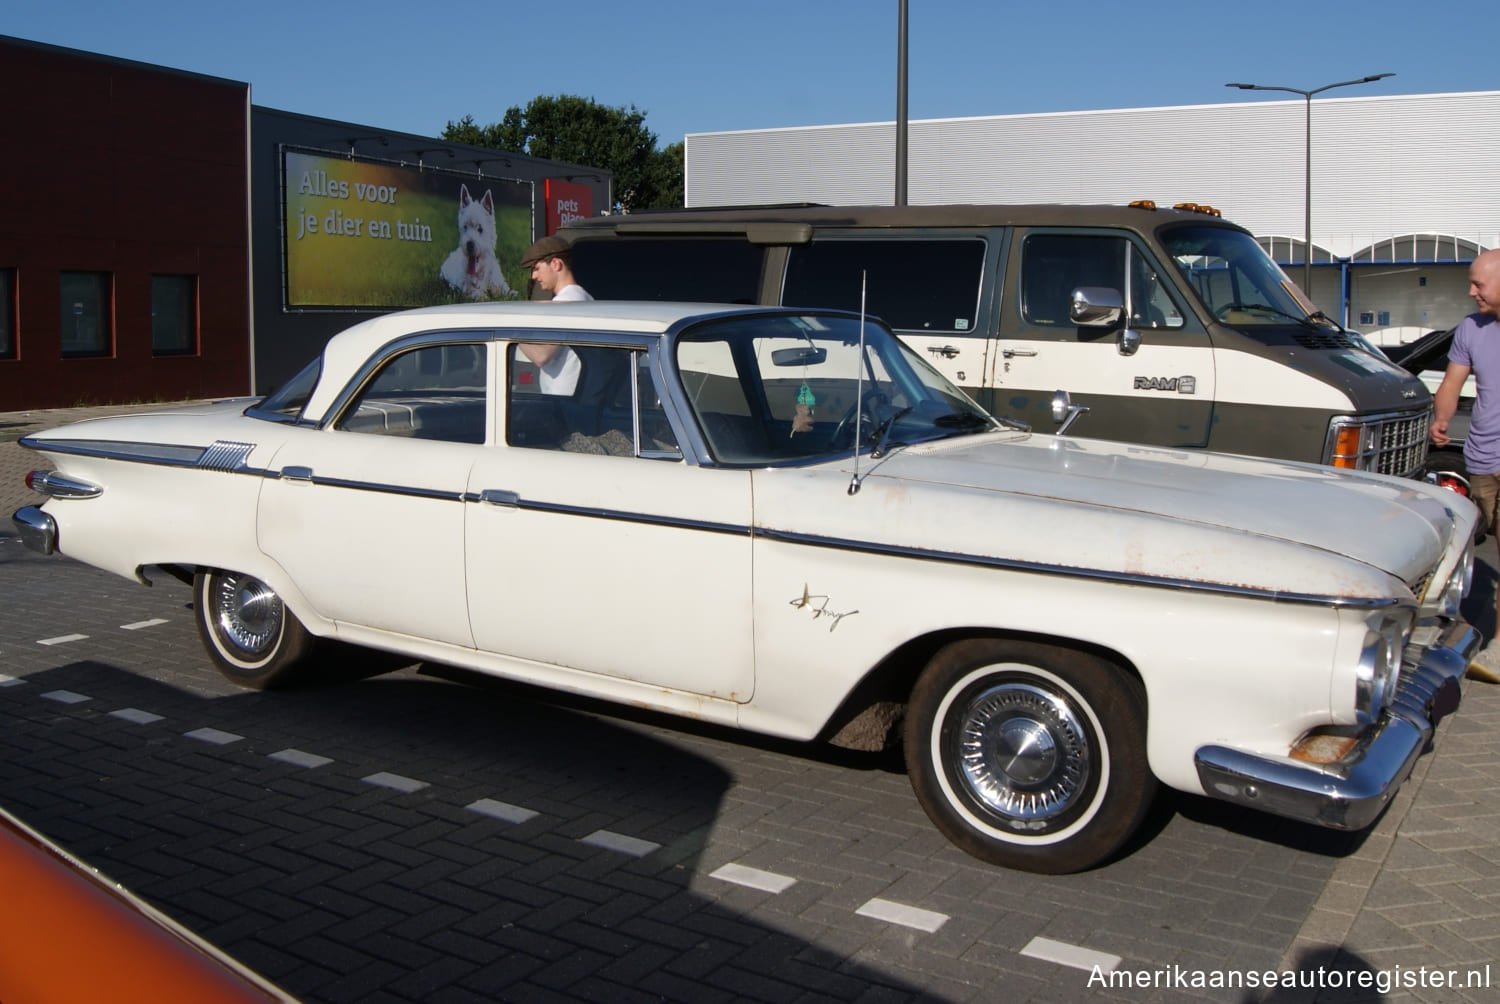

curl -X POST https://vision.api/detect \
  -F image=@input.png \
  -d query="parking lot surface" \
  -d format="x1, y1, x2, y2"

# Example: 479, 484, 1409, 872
3, 407, 1499, 1002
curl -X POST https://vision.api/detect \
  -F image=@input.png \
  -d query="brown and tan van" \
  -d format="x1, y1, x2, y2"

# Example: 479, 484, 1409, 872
562, 202, 1432, 475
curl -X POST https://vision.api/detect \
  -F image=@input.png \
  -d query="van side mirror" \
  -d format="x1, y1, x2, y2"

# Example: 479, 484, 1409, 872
1069, 287, 1124, 328
1051, 390, 1090, 435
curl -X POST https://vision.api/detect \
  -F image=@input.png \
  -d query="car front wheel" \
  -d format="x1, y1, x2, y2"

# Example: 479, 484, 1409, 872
193, 569, 312, 688
904, 638, 1155, 873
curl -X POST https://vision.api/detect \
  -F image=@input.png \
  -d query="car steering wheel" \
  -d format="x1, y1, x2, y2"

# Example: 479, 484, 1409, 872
830, 390, 888, 449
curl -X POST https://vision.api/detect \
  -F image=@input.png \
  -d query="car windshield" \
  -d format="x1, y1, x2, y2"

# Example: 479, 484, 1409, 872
673, 312, 995, 466
1162, 225, 1314, 332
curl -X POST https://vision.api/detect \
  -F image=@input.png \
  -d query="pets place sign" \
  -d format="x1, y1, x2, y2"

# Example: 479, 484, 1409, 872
282, 148, 531, 310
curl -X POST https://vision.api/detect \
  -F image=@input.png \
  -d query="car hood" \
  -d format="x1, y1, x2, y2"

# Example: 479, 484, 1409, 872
758, 432, 1471, 601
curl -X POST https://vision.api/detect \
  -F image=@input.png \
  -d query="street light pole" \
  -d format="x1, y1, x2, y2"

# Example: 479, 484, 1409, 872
895, 0, 908, 207
1225, 73, 1394, 296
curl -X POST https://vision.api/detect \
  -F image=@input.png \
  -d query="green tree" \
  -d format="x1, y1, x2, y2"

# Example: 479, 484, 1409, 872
443, 95, 683, 212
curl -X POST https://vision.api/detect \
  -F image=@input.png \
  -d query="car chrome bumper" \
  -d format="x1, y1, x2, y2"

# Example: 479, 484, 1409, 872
1194, 618, 1479, 830
12, 506, 57, 556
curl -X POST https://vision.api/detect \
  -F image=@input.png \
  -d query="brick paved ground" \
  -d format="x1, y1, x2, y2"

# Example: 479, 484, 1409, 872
2, 404, 1498, 1001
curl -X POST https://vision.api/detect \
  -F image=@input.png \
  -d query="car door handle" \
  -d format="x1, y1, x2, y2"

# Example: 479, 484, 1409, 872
1002, 347, 1037, 358
479, 489, 519, 508
926, 344, 961, 359
281, 465, 314, 483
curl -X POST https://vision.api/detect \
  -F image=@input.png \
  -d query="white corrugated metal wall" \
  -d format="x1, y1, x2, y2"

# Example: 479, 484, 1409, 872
685, 91, 1499, 336
686, 92, 1499, 258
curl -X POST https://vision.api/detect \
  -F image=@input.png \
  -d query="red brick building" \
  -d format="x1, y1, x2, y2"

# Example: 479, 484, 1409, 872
0, 36, 251, 410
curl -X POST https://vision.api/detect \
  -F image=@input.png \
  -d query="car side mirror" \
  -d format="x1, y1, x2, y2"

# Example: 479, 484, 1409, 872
1069, 287, 1124, 328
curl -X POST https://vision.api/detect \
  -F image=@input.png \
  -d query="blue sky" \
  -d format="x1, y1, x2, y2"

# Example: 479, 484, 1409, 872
6, 1, 1481, 149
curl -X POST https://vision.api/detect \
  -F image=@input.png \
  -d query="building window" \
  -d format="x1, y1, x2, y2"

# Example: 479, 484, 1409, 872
0, 268, 14, 360
59, 271, 112, 358
152, 274, 197, 355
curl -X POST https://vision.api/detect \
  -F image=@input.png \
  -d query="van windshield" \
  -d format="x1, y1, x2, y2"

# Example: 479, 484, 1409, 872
1163, 225, 1313, 328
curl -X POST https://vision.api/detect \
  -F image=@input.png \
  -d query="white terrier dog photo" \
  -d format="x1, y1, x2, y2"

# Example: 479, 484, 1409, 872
440, 185, 513, 299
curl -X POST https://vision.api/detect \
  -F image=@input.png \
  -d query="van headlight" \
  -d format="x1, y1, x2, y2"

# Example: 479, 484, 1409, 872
1355, 618, 1406, 726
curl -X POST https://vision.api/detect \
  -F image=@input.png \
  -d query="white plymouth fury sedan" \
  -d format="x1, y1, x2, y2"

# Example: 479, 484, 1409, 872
13, 302, 1481, 873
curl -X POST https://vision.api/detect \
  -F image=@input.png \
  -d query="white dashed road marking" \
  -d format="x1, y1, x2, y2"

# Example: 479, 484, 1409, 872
363, 772, 428, 793
111, 708, 164, 724
710, 863, 798, 893
121, 618, 168, 631
582, 829, 660, 858
856, 897, 949, 933
41, 690, 90, 704
269, 748, 333, 768
467, 798, 539, 824
185, 727, 244, 745
0, 674, 25, 687
37, 634, 88, 646
1021, 936, 1122, 972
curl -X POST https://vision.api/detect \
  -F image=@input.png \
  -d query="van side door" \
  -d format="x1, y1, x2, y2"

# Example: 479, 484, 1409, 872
994, 229, 1216, 447
780, 235, 999, 402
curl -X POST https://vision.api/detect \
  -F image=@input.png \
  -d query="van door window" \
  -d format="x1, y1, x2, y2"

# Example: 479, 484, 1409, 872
1021, 234, 1183, 329
783, 239, 985, 333
568, 238, 763, 303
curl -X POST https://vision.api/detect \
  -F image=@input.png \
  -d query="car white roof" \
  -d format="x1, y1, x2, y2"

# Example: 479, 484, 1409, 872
303, 301, 792, 422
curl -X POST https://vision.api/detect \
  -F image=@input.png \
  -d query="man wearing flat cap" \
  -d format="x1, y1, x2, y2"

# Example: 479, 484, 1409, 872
517, 235, 593, 393
520, 235, 592, 302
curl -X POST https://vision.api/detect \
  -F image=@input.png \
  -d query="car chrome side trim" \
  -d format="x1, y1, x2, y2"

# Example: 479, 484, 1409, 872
471, 493, 747, 536
278, 471, 464, 502
19, 436, 268, 476
753, 526, 1399, 608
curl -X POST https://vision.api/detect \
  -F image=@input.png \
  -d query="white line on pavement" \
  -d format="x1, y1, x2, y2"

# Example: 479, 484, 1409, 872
467, 798, 539, 824
37, 634, 88, 646
111, 708, 163, 724
362, 772, 428, 793
1021, 936, 1121, 973
184, 727, 244, 745
710, 863, 798, 893
856, 898, 948, 933
269, 748, 333, 768
582, 830, 660, 858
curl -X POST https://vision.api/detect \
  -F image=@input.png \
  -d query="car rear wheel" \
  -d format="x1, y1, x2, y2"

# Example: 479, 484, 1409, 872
193, 569, 312, 689
904, 638, 1154, 873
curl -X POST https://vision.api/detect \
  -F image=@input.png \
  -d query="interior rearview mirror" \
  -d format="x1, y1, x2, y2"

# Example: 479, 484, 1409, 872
771, 346, 827, 366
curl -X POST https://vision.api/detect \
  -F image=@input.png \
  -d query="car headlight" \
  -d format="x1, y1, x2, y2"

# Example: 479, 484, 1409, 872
1355, 617, 1405, 726
1438, 543, 1475, 618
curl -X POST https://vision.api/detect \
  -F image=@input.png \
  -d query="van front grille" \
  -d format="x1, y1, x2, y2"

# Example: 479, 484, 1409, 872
1325, 408, 1431, 477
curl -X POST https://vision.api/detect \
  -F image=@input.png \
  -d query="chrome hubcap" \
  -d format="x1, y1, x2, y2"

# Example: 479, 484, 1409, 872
955, 682, 1090, 821
212, 573, 283, 656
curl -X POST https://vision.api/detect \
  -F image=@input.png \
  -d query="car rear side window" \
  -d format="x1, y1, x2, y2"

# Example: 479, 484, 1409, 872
336, 343, 488, 443
783, 239, 985, 333
569, 238, 763, 303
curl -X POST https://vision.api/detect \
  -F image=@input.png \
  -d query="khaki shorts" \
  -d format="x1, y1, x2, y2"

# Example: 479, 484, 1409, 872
1469, 472, 1500, 534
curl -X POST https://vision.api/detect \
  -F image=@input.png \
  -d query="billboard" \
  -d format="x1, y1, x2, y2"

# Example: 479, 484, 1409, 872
282, 148, 532, 309
544, 178, 594, 235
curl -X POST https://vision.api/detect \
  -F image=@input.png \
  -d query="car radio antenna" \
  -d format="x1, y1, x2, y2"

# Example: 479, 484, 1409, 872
848, 271, 868, 496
